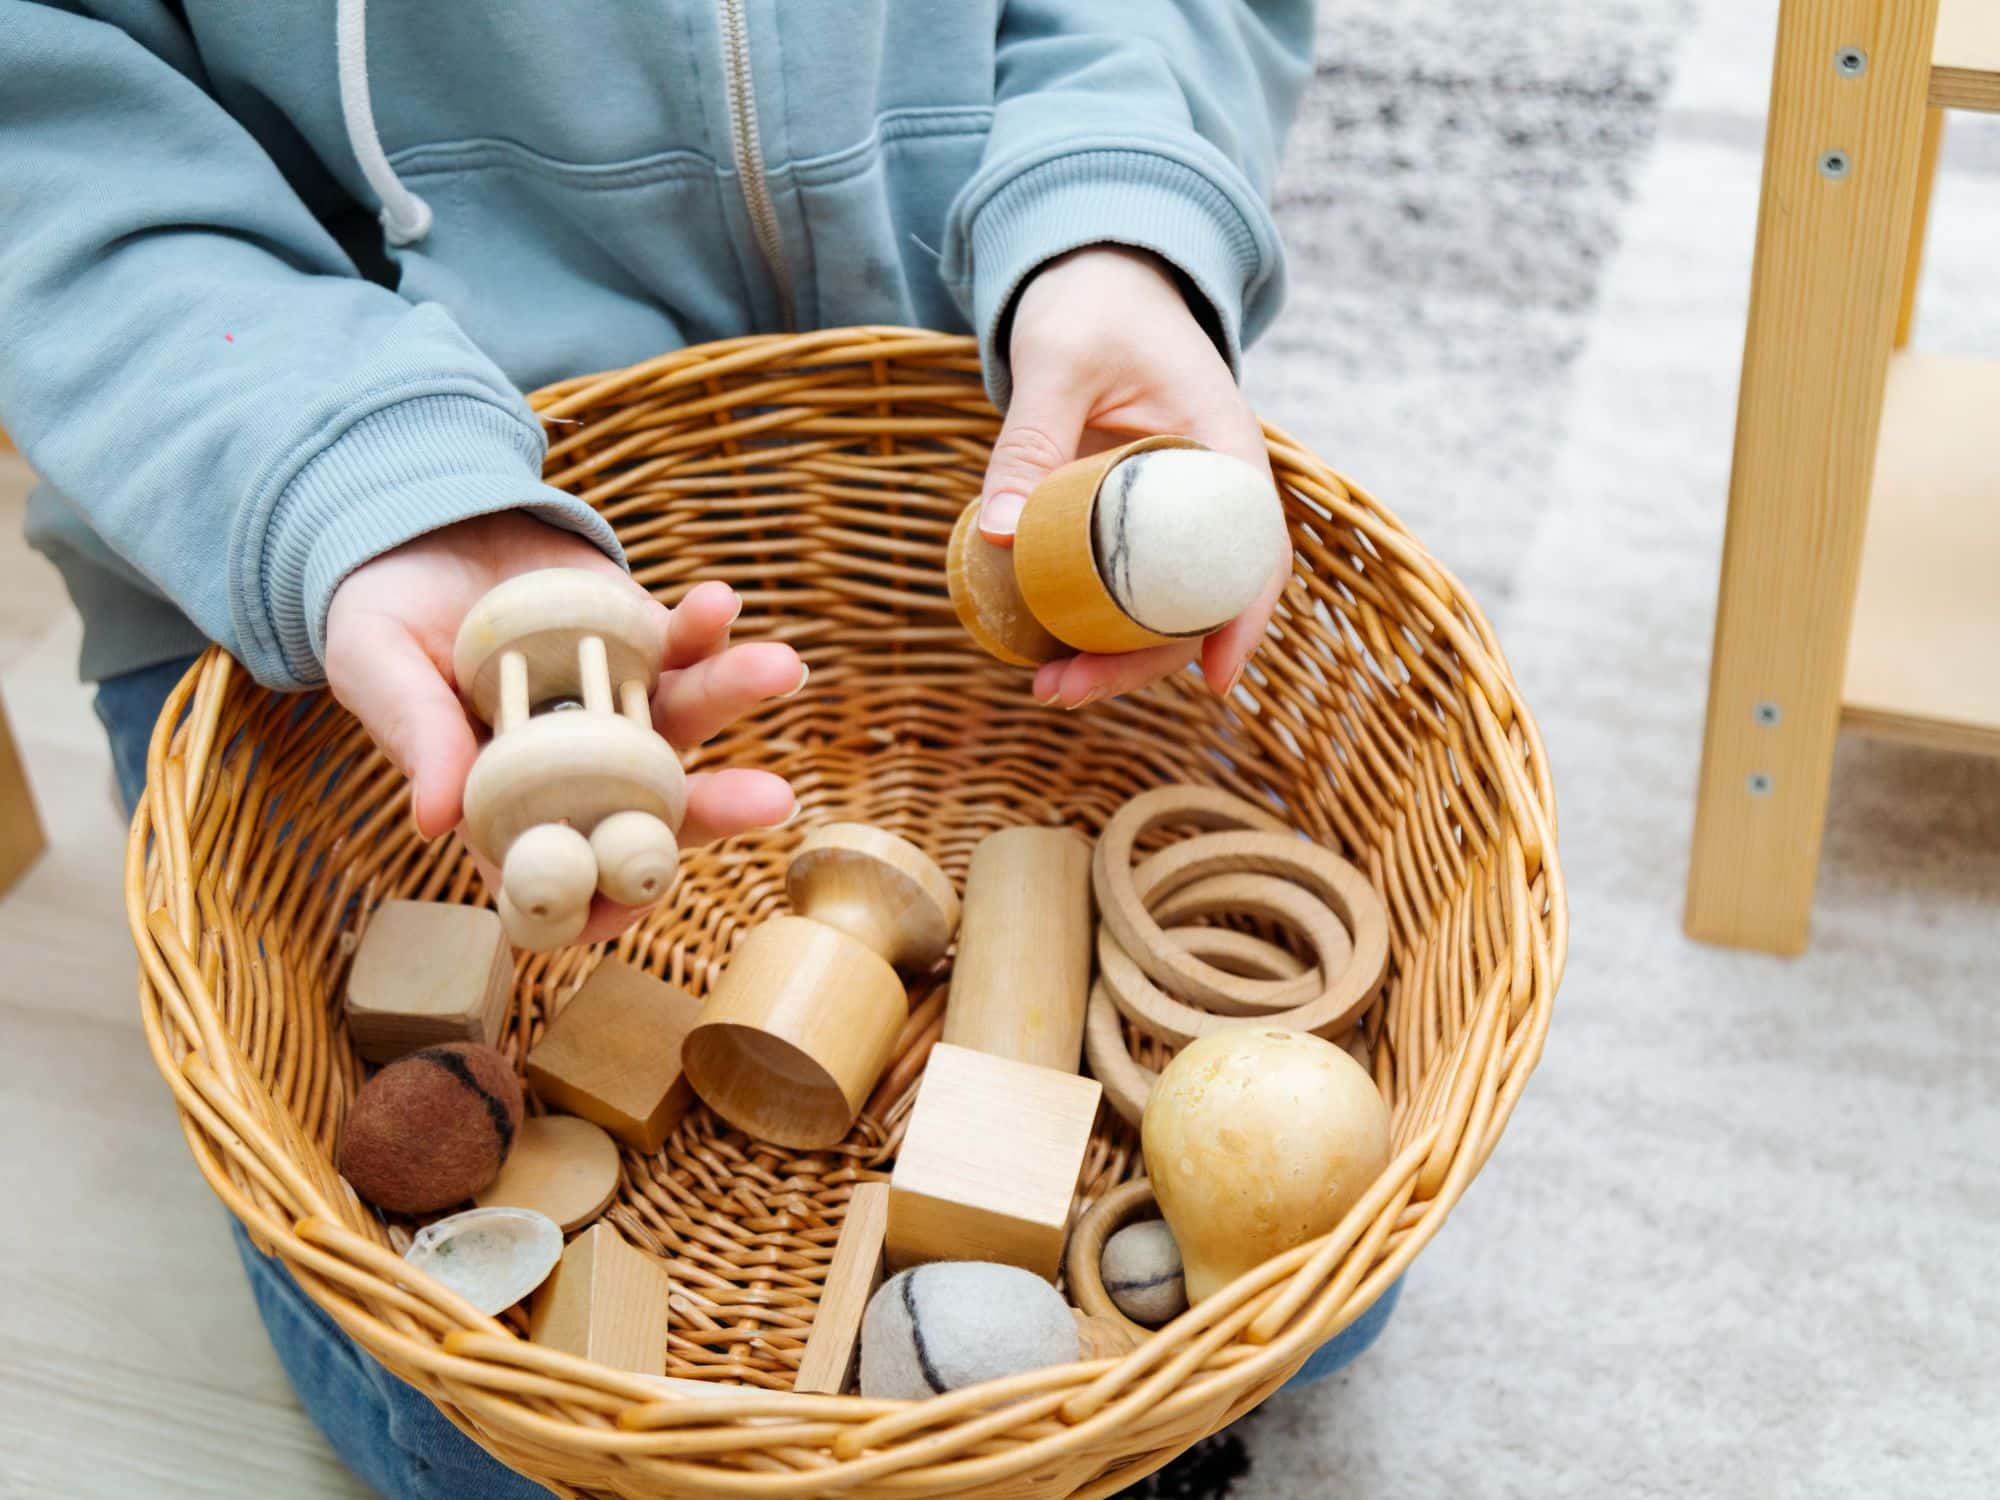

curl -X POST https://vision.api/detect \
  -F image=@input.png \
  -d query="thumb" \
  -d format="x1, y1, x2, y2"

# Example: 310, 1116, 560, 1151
325, 614, 480, 840
978, 368, 1085, 548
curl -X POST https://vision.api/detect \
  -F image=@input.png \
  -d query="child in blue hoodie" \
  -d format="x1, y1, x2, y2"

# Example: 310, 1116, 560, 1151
5, 2, 1393, 1492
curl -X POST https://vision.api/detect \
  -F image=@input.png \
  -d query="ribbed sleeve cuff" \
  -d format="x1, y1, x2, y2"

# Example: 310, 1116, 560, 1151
952, 149, 1278, 410
229, 390, 624, 689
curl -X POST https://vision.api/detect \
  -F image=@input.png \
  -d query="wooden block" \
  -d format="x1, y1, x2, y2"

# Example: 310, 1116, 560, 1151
343, 901, 514, 1063
793, 1183, 889, 1395
944, 827, 1093, 1072
525, 960, 703, 1153
886, 1044, 1101, 1282
0, 691, 46, 898
528, 1223, 672, 1374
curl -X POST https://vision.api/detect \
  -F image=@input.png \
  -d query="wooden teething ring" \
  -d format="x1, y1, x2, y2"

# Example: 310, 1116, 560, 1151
1066, 1179, 1167, 1342
1100, 831, 1389, 1046
1085, 926, 1306, 1128
1140, 871, 1351, 1016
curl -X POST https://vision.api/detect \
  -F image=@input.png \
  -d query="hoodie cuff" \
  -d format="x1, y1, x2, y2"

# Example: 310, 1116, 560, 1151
229, 390, 623, 689
956, 149, 1277, 410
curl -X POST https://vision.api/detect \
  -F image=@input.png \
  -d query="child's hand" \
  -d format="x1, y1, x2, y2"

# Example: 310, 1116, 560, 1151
326, 512, 802, 943
976, 246, 1286, 709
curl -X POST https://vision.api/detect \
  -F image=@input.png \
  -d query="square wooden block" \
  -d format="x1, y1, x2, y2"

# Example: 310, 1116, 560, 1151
525, 960, 703, 1154
528, 1223, 672, 1375
793, 1182, 889, 1395
343, 900, 514, 1063
886, 1043, 1102, 1282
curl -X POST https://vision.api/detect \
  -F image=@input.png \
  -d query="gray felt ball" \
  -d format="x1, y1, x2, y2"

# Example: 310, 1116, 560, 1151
859, 1263, 1079, 1400
1102, 1220, 1187, 1327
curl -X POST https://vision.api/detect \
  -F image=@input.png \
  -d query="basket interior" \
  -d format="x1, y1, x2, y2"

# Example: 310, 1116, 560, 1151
146, 333, 1552, 1403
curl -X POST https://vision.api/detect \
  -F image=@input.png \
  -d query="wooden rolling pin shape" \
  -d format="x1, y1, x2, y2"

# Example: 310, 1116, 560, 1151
886, 827, 1103, 1281
682, 825, 959, 1150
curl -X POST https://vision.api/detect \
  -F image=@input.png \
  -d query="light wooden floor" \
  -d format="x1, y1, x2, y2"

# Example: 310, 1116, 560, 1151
0, 450, 371, 1497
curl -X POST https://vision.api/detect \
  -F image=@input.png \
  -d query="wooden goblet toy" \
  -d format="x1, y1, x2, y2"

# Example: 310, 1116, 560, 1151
948, 436, 1286, 664
682, 825, 958, 1150
452, 569, 686, 950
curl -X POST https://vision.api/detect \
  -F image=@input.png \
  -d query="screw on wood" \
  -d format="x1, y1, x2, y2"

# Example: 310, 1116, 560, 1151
1754, 703, 1781, 726
1834, 47, 1867, 77
1818, 150, 1851, 180
1747, 772, 1774, 796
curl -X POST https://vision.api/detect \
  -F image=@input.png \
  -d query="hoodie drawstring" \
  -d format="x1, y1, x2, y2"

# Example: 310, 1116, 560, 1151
335, 0, 433, 246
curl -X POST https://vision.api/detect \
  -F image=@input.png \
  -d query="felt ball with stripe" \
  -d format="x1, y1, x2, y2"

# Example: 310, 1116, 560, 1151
339, 1043, 524, 1214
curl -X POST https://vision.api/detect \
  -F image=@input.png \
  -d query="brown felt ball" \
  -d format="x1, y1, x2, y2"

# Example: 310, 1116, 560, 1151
339, 1043, 524, 1214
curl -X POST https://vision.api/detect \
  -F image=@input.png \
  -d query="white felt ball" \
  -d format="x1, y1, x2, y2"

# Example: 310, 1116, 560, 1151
1101, 1219, 1187, 1327
859, 1263, 1080, 1400
1092, 448, 1288, 636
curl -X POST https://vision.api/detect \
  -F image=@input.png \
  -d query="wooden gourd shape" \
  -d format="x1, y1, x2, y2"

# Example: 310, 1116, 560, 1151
452, 569, 687, 950
681, 825, 958, 1150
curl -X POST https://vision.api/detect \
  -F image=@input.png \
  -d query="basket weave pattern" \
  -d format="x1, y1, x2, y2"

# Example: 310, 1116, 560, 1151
129, 329, 1564, 1499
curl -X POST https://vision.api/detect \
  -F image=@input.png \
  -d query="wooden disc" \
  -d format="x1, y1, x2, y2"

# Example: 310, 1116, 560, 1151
946, 504, 1065, 667
1083, 927, 1306, 1128
1100, 832, 1389, 1046
787, 824, 959, 970
453, 569, 661, 728
1065, 1179, 1164, 1343
474, 1115, 622, 1232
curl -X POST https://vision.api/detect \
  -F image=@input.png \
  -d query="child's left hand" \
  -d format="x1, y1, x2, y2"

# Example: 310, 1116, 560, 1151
975, 246, 1288, 710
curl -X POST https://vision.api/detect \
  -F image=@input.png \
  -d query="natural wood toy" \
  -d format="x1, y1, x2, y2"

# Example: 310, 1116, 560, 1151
528, 1222, 673, 1375
887, 828, 1102, 1281
682, 824, 958, 1150
858, 1262, 1079, 1400
402, 1206, 563, 1316
948, 436, 1287, 665
794, 1183, 889, 1395
1143, 1029, 1391, 1304
338, 1043, 523, 1214
452, 568, 687, 950
1063, 1179, 1164, 1344
342, 900, 515, 1063
524, 959, 703, 1154
474, 1114, 622, 1232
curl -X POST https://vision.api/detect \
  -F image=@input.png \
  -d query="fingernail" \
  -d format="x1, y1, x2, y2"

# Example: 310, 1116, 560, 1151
778, 798, 802, 827
1065, 687, 1102, 712
1223, 665, 1244, 697
981, 492, 1026, 538
781, 662, 811, 699
727, 593, 745, 626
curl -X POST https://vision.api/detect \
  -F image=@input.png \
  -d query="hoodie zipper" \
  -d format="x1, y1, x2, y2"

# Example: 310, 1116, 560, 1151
717, 0, 795, 328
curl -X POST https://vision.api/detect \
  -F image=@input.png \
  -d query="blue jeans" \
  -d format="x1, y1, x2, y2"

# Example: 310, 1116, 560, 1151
98, 655, 1399, 1499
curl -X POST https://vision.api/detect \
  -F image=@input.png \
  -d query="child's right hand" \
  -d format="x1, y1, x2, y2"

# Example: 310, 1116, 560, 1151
325, 511, 803, 943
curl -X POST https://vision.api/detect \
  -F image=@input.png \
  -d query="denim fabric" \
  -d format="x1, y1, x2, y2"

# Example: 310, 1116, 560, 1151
95, 655, 1394, 1496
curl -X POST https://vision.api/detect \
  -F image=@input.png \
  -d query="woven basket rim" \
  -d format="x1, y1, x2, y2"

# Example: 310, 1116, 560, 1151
126, 327, 1566, 1499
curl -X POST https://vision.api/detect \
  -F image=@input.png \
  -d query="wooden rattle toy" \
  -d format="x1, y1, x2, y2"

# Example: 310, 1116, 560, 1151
794, 1182, 890, 1395
452, 568, 686, 950
524, 959, 703, 1154
529, 1222, 673, 1375
1142, 1029, 1391, 1304
474, 1114, 622, 1232
342, 900, 515, 1063
858, 1262, 1079, 1400
338, 1042, 523, 1214
887, 828, 1101, 1281
948, 436, 1287, 665
682, 824, 959, 1150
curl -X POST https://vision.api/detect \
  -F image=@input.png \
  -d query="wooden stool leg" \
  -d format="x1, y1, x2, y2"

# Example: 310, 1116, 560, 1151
1685, 0, 1941, 954
1894, 107, 1946, 348
0, 689, 47, 897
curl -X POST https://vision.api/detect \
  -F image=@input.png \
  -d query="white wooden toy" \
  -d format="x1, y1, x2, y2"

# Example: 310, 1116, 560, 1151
452, 569, 686, 950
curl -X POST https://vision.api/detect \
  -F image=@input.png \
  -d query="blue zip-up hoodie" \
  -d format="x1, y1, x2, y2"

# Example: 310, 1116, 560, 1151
2, 1, 1312, 690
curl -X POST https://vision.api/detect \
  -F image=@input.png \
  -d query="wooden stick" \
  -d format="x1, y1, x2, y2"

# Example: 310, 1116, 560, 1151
793, 1183, 890, 1395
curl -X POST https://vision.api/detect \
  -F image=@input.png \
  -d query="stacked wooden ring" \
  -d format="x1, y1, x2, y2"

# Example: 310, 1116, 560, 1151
1083, 786, 1391, 1126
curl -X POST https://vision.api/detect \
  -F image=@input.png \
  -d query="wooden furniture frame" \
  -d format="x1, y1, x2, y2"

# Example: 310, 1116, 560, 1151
1686, 0, 1998, 952
0, 690, 46, 897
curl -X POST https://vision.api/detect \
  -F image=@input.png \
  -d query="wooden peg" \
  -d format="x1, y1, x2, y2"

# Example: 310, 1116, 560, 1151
794, 1183, 890, 1395
342, 900, 515, 1063
887, 826, 1102, 1281
682, 825, 959, 1149
474, 1114, 622, 1232
524, 959, 704, 1154
453, 569, 687, 950
528, 1223, 672, 1375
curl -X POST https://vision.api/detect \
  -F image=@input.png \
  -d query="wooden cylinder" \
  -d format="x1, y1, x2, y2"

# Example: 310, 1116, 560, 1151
1011, 436, 1203, 657
943, 827, 1094, 1072
681, 918, 908, 1150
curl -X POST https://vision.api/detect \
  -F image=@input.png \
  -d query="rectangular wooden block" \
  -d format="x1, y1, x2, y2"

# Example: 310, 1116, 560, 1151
886, 1043, 1101, 1282
793, 1182, 889, 1395
343, 900, 514, 1063
0, 692, 46, 899
524, 959, 703, 1154
528, 1223, 672, 1375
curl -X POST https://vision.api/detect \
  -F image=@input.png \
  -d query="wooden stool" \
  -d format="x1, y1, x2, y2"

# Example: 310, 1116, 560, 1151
453, 569, 686, 950
1687, 0, 1997, 952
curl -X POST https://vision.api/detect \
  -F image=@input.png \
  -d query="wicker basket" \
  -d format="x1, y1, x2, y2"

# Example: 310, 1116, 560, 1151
128, 328, 1564, 1498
